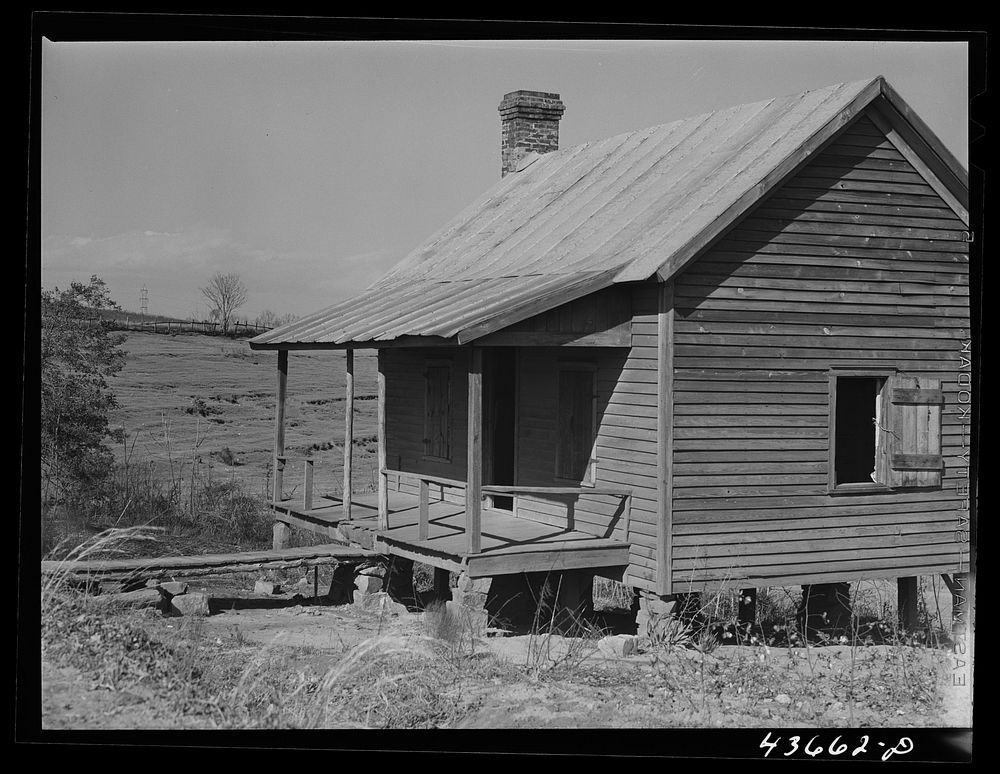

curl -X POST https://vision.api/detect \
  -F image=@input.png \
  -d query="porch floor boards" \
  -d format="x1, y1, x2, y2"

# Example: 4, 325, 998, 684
271, 491, 629, 578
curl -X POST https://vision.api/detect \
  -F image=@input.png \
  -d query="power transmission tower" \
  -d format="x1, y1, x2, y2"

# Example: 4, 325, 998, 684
140, 286, 148, 316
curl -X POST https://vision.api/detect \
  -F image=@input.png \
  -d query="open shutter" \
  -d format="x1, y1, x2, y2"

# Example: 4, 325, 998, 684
875, 381, 892, 485
888, 375, 944, 488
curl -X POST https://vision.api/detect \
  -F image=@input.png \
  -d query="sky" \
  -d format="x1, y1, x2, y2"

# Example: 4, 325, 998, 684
40, 38, 970, 321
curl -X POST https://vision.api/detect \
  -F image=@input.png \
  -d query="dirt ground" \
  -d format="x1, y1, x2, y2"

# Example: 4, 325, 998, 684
41, 572, 971, 731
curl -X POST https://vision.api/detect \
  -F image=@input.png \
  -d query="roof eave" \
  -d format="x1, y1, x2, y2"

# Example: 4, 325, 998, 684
248, 334, 461, 351
868, 81, 969, 224
877, 77, 969, 195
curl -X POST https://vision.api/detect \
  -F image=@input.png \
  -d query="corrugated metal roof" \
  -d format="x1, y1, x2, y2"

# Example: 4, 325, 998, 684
256, 270, 618, 346
252, 76, 951, 348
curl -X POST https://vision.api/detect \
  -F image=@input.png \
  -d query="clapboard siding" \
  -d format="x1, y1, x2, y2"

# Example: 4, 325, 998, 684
513, 284, 661, 590
383, 347, 469, 506
380, 287, 662, 589
484, 284, 632, 337
669, 114, 971, 588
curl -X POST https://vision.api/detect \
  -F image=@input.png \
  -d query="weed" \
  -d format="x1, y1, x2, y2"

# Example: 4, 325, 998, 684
592, 576, 634, 612
645, 614, 697, 651
519, 574, 606, 680
43, 438, 272, 558
185, 397, 222, 417
42, 527, 185, 694
223, 635, 463, 729
213, 447, 240, 466
421, 600, 484, 661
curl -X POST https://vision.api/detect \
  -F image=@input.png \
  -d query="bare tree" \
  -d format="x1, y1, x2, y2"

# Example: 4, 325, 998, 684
255, 309, 300, 329
254, 309, 278, 328
200, 272, 248, 334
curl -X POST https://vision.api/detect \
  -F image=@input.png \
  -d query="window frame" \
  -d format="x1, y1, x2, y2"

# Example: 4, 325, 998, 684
827, 366, 898, 495
422, 358, 453, 463
554, 361, 599, 487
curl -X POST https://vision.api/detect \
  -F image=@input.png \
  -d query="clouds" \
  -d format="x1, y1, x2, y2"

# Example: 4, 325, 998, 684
40, 39, 969, 324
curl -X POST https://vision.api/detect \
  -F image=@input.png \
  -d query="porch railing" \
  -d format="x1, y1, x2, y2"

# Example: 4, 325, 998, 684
383, 469, 466, 541
481, 485, 634, 545
383, 468, 633, 554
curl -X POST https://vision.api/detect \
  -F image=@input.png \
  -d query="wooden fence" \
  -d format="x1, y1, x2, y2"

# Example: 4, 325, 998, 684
48, 316, 273, 337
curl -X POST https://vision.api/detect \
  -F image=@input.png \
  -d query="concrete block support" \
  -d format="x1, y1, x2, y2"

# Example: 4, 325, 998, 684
635, 592, 678, 638
272, 521, 291, 551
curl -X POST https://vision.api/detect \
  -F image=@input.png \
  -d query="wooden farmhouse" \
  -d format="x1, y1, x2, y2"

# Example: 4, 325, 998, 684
250, 76, 972, 629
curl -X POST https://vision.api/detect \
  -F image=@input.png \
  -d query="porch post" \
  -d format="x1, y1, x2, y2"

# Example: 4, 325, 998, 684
466, 347, 483, 555
273, 349, 288, 503
342, 349, 354, 521
272, 348, 290, 551
377, 350, 388, 530
656, 282, 675, 596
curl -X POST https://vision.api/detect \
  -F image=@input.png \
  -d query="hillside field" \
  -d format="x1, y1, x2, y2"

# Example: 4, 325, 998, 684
109, 331, 380, 502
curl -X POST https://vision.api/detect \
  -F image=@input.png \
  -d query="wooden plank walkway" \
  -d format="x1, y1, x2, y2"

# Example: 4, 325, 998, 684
272, 492, 630, 578
41, 543, 372, 583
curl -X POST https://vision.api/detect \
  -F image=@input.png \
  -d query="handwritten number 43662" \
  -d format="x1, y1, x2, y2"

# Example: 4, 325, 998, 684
760, 733, 913, 761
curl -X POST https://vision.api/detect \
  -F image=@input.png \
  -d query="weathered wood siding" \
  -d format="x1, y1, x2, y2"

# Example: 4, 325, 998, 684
513, 285, 661, 591
381, 287, 662, 590
382, 348, 469, 505
478, 285, 632, 346
670, 114, 971, 589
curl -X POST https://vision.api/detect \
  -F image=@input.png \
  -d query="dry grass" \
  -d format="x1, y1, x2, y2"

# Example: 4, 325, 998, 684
592, 576, 634, 612
41, 557, 957, 730
42, 456, 275, 560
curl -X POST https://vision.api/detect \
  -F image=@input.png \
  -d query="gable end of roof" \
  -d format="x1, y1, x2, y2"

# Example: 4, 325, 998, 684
645, 76, 969, 284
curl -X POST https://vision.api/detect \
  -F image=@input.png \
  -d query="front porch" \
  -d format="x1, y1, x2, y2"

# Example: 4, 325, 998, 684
264, 342, 635, 583
271, 487, 631, 579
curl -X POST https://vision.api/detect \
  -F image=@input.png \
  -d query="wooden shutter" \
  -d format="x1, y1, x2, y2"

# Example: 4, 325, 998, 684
888, 375, 944, 488
424, 365, 451, 459
874, 379, 892, 485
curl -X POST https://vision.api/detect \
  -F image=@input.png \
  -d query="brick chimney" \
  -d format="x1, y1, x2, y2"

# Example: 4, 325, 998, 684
498, 90, 566, 177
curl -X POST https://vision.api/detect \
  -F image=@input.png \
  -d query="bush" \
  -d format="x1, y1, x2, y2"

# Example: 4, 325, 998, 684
41, 276, 126, 504
185, 397, 222, 418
